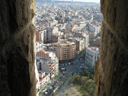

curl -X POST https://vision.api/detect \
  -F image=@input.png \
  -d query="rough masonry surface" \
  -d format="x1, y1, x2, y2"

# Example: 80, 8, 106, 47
94, 0, 128, 96
0, 0, 36, 96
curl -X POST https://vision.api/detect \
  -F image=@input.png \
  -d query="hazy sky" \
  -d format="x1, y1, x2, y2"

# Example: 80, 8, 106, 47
74, 0, 100, 2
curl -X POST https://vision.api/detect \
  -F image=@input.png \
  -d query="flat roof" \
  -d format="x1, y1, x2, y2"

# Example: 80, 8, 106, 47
88, 47, 99, 53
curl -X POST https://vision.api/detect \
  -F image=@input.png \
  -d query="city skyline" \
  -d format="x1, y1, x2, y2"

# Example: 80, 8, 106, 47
74, 0, 100, 2
36, 0, 100, 3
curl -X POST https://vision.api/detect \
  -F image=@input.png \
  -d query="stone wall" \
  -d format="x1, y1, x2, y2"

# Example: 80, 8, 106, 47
94, 0, 128, 96
0, 0, 36, 96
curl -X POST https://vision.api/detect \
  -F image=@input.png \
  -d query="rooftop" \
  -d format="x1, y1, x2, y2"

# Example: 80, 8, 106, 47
39, 72, 48, 82
88, 47, 99, 53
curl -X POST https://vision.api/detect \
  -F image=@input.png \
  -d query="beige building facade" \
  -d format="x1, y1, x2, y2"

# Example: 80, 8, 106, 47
52, 40, 76, 61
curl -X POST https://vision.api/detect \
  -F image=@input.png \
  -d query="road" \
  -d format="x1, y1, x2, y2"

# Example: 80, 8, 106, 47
63, 51, 85, 73
40, 51, 85, 96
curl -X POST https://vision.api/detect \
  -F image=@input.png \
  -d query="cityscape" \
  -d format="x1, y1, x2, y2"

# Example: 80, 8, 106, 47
34, 1, 102, 96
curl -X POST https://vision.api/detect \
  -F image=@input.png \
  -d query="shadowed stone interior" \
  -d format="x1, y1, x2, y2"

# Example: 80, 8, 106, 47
0, 0, 36, 96
94, 0, 128, 96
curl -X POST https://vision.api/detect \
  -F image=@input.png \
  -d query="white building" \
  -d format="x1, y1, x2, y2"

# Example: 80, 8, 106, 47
83, 33, 89, 48
88, 24, 101, 37
38, 72, 50, 89
36, 50, 59, 76
36, 42, 44, 53
85, 47, 99, 68
53, 57, 59, 76
36, 57, 55, 78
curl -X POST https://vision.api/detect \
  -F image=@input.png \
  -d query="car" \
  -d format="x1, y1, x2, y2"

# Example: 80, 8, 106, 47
52, 85, 55, 88
62, 71, 65, 73
68, 63, 71, 65
49, 86, 53, 89
61, 68, 66, 70
42, 88, 47, 93
57, 80, 59, 83
44, 91, 48, 95
58, 78, 61, 80
55, 81, 57, 84
63, 73, 66, 75
60, 76, 62, 79
47, 89, 50, 92
52, 82, 55, 85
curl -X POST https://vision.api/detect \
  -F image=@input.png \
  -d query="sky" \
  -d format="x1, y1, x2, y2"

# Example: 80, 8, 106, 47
74, 0, 100, 2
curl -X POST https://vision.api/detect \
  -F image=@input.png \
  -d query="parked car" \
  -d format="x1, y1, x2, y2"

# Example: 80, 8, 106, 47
57, 80, 59, 83
42, 88, 47, 93
49, 86, 53, 89
62, 71, 65, 73
68, 63, 71, 65
58, 78, 61, 80
63, 73, 66, 75
60, 76, 62, 79
52, 82, 55, 85
55, 81, 57, 84
64, 63, 67, 66
61, 68, 66, 71
44, 91, 48, 95
52, 85, 55, 88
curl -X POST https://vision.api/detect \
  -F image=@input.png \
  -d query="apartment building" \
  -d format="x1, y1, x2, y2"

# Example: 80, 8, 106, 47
52, 34, 61, 43
85, 46, 99, 68
52, 39, 76, 61
44, 27, 53, 43
36, 30, 45, 43
73, 32, 89, 48
68, 37, 85, 52
36, 50, 59, 76
36, 42, 44, 53
38, 72, 50, 89
36, 57, 55, 78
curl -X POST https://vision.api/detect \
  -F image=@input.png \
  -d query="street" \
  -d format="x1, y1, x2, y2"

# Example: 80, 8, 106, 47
39, 51, 85, 96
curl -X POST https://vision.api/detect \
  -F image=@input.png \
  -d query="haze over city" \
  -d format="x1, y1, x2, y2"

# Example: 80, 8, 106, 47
71, 0, 100, 2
